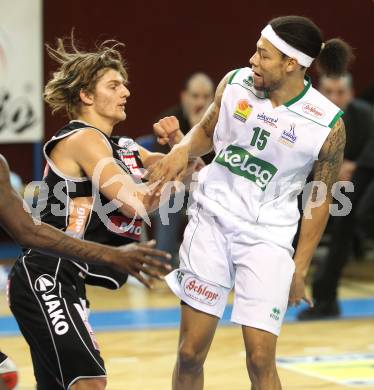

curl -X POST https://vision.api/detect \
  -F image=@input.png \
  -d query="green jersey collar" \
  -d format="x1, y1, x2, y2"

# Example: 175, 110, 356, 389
283, 75, 312, 108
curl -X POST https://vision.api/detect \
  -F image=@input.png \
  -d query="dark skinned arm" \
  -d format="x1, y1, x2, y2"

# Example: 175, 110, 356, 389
0, 155, 171, 287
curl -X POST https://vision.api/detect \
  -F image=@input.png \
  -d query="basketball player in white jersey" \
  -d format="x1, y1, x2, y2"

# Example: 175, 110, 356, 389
149, 16, 352, 390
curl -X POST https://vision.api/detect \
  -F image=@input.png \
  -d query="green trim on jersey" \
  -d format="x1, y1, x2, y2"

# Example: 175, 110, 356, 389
228, 69, 241, 85
228, 68, 266, 99
284, 75, 312, 107
328, 109, 344, 128
285, 107, 328, 127
231, 82, 266, 99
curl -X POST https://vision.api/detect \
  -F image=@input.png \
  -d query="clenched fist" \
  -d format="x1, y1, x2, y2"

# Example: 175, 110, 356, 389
153, 116, 184, 147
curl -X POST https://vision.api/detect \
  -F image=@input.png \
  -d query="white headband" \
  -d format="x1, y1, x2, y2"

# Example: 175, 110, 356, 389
261, 24, 314, 68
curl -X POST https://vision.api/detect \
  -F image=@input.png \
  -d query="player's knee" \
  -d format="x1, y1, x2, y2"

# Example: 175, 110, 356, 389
177, 345, 204, 374
71, 377, 107, 390
246, 347, 274, 376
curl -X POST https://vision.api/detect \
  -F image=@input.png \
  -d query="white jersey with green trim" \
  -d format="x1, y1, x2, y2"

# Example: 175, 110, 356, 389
193, 67, 343, 247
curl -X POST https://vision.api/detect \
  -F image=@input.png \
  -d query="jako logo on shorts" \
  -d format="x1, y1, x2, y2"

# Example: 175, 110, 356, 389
34, 274, 56, 293
183, 277, 220, 306
215, 144, 278, 190
41, 292, 70, 335
35, 275, 69, 335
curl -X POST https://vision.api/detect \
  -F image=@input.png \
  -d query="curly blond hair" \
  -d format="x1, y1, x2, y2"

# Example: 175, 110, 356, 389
44, 34, 128, 118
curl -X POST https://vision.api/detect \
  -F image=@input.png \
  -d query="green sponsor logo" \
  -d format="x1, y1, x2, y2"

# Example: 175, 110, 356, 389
215, 145, 277, 191
243, 75, 254, 87
270, 307, 281, 321
176, 271, 185, 284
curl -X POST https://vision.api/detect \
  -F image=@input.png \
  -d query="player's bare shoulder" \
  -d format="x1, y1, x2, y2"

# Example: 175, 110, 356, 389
319, 118, 346, 162
53, 127, 112, 163
314, 118, 346, 191
199, 71, 232, 136
215, 72, 232, 102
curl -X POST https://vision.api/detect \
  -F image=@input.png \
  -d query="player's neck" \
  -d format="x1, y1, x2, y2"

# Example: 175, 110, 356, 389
76, 112, 114, 137
268, 74, 306, 108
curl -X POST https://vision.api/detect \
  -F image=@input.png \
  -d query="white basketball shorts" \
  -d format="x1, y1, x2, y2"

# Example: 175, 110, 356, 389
165, 203, 296, 336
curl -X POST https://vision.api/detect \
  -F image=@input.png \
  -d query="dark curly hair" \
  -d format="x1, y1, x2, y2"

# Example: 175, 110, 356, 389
269, 15, 354, 76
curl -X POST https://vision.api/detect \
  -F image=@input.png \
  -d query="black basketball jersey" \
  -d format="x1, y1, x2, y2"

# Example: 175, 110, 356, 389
23, 120, 146, 289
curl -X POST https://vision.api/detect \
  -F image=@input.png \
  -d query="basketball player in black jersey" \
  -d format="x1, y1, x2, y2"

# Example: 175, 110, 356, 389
0, 152, 171, 390
7, 38, 196, 390
0, 155, 170, 279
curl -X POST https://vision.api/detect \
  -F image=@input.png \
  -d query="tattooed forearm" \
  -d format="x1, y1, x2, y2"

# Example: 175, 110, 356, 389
312, 118, 346, 199
0, 154, 110, 266
199, 74, 228, 137
33, 224, 110, 264
60, 238, 108, 263
200, 103, 220, 136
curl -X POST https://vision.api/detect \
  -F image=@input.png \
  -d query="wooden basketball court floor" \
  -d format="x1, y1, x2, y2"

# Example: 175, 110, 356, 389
1, 261, 374, 389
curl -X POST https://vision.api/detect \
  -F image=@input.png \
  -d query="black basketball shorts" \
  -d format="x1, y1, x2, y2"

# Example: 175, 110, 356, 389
8, 254, 106, 389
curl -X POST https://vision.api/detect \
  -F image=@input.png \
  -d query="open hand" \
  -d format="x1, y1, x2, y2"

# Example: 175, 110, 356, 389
146, 145, 189, 188
110, 240, 172, 288
288, 272, 314, 307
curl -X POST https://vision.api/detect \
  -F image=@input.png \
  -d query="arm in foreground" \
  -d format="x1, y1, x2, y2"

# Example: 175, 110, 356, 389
0, 155, 171, 287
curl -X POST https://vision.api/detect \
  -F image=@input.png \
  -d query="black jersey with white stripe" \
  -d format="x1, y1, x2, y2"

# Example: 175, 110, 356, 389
23, 120, 146, 289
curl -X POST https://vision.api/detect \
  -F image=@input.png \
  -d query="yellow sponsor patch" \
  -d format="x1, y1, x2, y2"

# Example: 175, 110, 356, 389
233, 99, 252, 122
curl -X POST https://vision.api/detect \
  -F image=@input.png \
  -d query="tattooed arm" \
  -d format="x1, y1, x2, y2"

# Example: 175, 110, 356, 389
0, 155, 171, 286
289, 118, 346, 306
146, 73, 229, 185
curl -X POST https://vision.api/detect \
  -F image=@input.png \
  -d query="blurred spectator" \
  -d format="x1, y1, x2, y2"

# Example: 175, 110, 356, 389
298, 73, 374, 320
153, 72, 215, 163
320, 73, 371, 181
360, 83, 374, 108
152, 73, 214, 264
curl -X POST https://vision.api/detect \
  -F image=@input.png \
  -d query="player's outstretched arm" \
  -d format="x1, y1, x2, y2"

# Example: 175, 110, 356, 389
289, 118, 346, 306
0, 155, 171, 287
